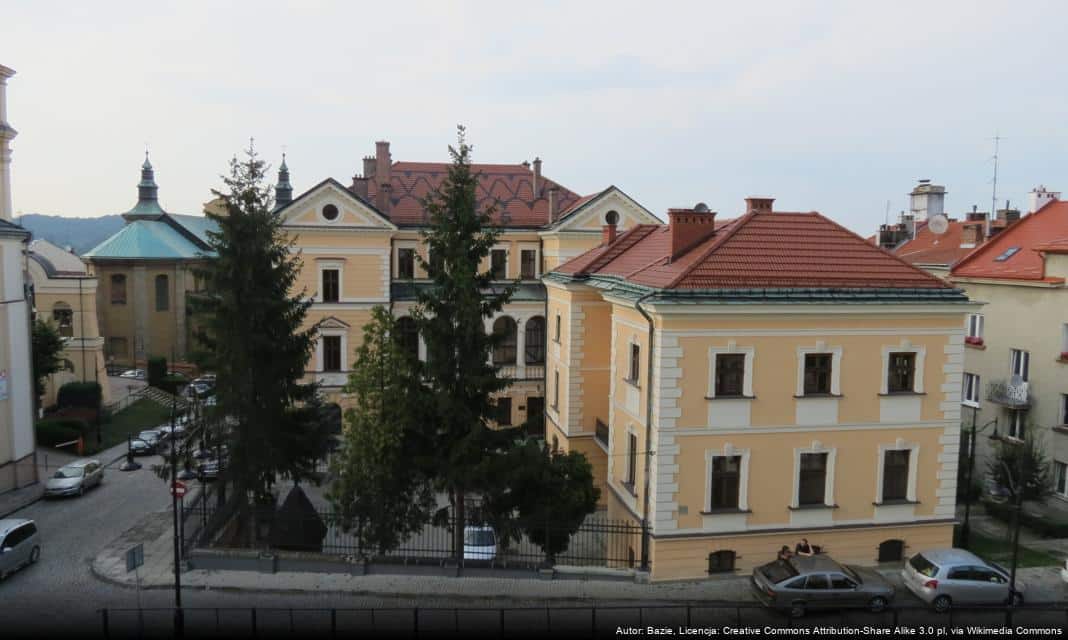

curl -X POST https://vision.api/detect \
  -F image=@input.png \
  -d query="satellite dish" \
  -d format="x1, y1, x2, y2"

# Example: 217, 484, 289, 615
928, 214, 949, 235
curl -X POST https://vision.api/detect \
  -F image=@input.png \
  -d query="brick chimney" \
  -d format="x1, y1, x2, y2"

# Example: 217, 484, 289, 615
744, 197, 774, 214
548, 187, 558, 222
532, 157, 542, 197
668, 203, 717, 261
351, 174, 369, 199
961, 222, 983, 247
602, 222, 617, 245
375, 140, 391, 213
363, 156, 376, 179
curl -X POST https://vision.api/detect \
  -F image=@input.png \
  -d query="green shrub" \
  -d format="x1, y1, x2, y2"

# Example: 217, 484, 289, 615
35, 418, 89, 447
147, 356, 168, 388
56, 381, 103, 410
160, 373, 187, 395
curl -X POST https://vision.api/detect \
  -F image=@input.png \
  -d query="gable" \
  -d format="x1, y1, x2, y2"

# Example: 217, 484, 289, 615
280, 179, 396, 230
318, 315, 351, 330
553, 187, 661, 233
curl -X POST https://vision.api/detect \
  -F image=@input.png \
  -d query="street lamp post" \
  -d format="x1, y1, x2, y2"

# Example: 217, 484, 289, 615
998, 461, 1025, 626
961, 407, 999, 548
169, 391, 184, 637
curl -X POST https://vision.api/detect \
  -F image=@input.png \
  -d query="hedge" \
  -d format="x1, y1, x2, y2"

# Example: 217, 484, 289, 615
57, 381, 103, 410
982, 499, 1068, 538
35, 417, 90, 448
147, 356, 168, 388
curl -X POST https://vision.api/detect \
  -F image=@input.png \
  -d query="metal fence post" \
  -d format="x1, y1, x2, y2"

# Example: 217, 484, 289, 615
686, 605, 691, 628
413, 607, 419, 638
499, 608, 505, 640
331, 609, 337, 639
592, 606, 597, 638
250, 608, 257, 638
100, 609, 110, 640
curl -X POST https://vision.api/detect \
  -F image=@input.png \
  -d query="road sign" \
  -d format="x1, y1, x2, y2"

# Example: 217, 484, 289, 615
125, 543, 144, 572
171, 481, 187, 498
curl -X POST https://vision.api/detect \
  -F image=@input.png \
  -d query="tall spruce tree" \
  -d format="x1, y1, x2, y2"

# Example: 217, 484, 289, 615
413, 126, 517, 560
328, 306, 434, 558
31, 318, 65, 410
192, 141, 330, 542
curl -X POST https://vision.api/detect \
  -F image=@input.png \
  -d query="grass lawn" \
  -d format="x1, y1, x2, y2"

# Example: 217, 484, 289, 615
964, 530, 1061, 568
98, 399, 175, 450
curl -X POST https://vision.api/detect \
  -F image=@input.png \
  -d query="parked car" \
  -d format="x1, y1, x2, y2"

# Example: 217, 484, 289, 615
0, 519, 40, 580
1061, 559, 1068, 584
119, 369, 146, 380
462, 525, 497, 561
130, 429, 164, 455
902, 548, 1025, 612
751, 555, 895, 617
45, 459, 104, 497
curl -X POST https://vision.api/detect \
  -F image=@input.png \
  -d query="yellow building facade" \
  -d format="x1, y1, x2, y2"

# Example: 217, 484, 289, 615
27, 239, 110, 407
546, 199, 976, 580
276, 143, 661, 429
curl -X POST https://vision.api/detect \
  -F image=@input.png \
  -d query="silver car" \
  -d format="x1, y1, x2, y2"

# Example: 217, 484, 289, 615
901, 548, 1025, 612
45, 459, 104, 497
751, 555, 896, 617
0, 519, 40, 580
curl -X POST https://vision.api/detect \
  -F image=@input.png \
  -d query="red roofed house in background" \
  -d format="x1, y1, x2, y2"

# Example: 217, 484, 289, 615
545, 195, 977, 580
949, 190, 1068, 519
273, 139, 662, 440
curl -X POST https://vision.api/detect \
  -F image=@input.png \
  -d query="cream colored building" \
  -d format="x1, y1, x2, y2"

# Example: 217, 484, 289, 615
276, 142, 661, 430
0, 63, 37, 495
27, 239, 109, 407
546, 198, 976, 580
950, 194, 1068, 511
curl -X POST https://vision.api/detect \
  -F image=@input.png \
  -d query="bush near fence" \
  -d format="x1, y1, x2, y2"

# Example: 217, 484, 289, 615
982, 499, 1068, 538
57, 381, 103, 411
35, 417, 89, 447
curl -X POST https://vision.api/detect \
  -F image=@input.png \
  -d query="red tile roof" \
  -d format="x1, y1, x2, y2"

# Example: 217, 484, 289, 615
951, 200, 1068, 282
893, 219, 978, 267
556, 210, 952, 290
367, 162, 583, 227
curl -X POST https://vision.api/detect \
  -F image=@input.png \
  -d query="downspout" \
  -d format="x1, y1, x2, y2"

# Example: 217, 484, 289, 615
540, 236, 547, 418
634, 291, 656, 573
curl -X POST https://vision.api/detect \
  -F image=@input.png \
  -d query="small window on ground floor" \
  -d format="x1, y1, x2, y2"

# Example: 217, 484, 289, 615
707, 550, 736, 574
878, 539, 905, 563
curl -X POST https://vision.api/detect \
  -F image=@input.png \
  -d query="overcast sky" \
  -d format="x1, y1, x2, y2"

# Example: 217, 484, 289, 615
5, 1, 1068, 233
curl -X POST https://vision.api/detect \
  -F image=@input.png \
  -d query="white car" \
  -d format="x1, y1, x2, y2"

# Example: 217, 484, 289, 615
463, 525, 496, 561
119, 369, 145, 380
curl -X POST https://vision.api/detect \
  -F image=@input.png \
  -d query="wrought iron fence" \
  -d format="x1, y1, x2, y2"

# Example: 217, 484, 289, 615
197, 502, 641, 569
96, 602, 1068, 639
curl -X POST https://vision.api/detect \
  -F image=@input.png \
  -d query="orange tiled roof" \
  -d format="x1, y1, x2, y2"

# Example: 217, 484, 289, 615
368, 162, 583, 227
893, 220, 978, 267
951, 200, 1068, 282
557, 210, 951, 291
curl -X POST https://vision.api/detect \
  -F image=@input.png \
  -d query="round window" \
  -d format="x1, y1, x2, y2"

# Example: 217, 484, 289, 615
322, 204, 339, 221
605, 210, 619, 225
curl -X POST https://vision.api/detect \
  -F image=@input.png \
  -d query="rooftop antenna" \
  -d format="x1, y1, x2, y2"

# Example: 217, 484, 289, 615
989, 132, 1004, 238
884, 200, 891, 225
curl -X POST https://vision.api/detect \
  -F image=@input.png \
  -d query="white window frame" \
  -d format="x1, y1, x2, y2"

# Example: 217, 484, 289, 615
624, 425, 639, 489
875, 439, 919, 504
316, 260, 345, 303
791, 441, 837, 508
518, 243, 540, 280
554, 313, 561, 343
1061, 394, 1068, 427
704, 444, 750, 512
796, 342, 843, 396
1054, 460, 1068, 499
962, 372, 980, 408
552, 368, 560, 410
967, 314, 984, 339
316, 329, 348, 373
628, 339, 641, 384
1010, 348, 1030, 382
1007, 409, 1027, 441
880, 340, 926, 394
1062, 323, 1068, 354
707, 343, 755, 398
490, 244, 510, 280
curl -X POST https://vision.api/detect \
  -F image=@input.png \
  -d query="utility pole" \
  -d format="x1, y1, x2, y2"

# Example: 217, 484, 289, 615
960, 410, 998, 548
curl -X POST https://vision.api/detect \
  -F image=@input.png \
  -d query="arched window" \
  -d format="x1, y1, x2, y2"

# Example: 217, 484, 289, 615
110, 274, 127, 305
524, 316, 546, 364
878, 539, 905, 563
492, 316, 517, 365
52, 302, 73, 338
395, 316, 419, 360
707, 550, 736, 574
155, 274, 169, 311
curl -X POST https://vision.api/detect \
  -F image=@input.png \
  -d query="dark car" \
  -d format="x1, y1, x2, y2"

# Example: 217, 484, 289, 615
751, 555, 895, 617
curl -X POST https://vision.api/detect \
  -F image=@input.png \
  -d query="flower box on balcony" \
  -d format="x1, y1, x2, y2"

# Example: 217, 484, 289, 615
965, 336, 985, 347
1059, 351, 1068, 362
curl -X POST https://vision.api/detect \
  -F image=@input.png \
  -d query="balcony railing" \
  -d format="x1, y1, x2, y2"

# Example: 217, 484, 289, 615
986, 378, 1031, 408
496, 365, 545, 381
595, 419, 609, 448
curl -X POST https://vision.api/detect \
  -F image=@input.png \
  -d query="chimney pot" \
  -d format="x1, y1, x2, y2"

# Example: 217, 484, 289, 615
532, 157, 542, 197
667, 205, 717, 261
602, 223, 617, 245
363, 156, 376, 179
744, 197, 775, 214
375, 141, 392, 213
548, 187, 558, 222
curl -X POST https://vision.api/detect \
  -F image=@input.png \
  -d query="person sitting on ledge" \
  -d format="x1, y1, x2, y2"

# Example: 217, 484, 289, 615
795, 538, 815, 557
777, 545, 793, 562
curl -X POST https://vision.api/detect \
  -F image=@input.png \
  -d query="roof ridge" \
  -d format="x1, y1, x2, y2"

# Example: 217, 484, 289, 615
663, 212, 754, 289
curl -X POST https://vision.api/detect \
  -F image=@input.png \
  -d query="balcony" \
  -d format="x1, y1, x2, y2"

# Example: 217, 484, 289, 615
986, 378, 1031, 408
496, 364, 545, 381
595, 419, 609, 448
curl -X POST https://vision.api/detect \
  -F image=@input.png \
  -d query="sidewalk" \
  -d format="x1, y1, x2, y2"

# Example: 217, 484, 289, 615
0, 441, 136, 518
93, 507, 1067, 603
